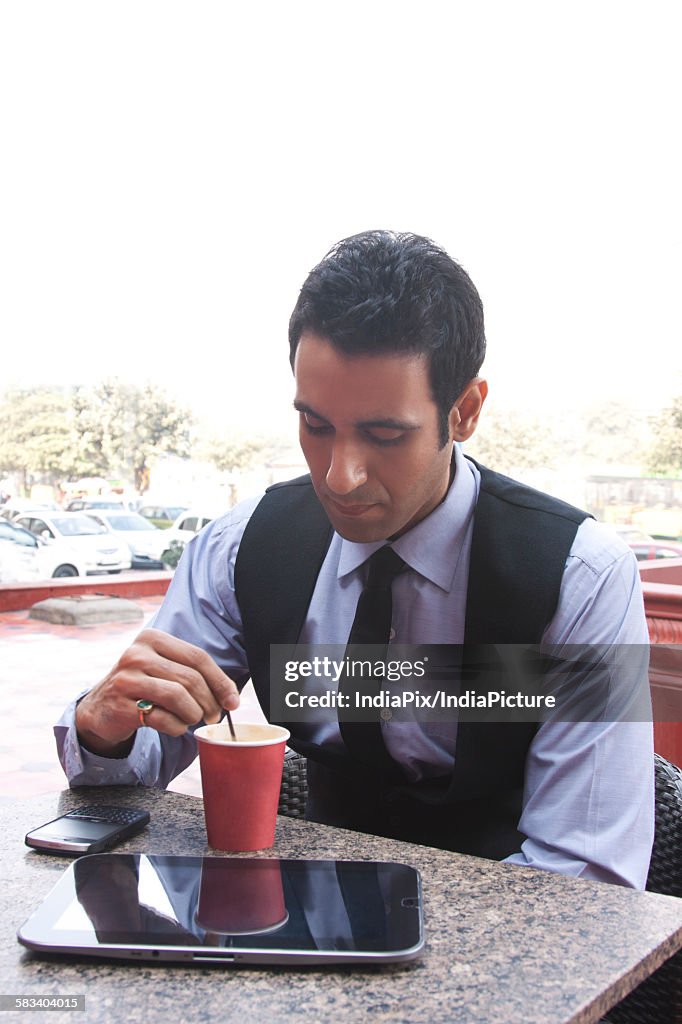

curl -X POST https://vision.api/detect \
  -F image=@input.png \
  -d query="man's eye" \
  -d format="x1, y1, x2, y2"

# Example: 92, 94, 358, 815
365, 428, 405, 446
302, 413, 332, 434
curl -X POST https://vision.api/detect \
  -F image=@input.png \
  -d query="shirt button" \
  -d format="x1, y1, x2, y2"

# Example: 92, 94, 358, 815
389, 628, 396, 640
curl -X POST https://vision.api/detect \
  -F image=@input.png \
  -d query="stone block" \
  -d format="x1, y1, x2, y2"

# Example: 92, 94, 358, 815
29, 594, 144, 625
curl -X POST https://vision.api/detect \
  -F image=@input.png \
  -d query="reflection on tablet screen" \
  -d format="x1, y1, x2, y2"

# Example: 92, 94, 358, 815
19, 854, 424, 965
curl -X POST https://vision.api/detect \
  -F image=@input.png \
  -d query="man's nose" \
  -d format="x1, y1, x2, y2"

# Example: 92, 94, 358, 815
325, 441, 368, 495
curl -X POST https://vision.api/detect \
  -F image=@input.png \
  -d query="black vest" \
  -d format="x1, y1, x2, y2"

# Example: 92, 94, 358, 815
234, 458, 589, 858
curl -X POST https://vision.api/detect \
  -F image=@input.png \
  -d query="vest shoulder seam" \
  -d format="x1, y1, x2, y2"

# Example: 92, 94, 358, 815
479, 482, 590, 524
265, 474, 313, 494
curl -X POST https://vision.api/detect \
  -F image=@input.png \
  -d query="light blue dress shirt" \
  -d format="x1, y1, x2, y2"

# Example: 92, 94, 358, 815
55, 447, 654, 887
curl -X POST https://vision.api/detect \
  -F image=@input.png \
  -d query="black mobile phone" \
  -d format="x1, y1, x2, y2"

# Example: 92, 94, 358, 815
25, 805, 151, 855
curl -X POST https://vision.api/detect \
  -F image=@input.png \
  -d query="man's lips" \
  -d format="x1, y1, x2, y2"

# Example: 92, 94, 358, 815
325, 496, 379, 517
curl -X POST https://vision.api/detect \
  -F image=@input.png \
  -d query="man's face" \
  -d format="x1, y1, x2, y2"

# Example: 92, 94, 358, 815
293, 332, 457, 542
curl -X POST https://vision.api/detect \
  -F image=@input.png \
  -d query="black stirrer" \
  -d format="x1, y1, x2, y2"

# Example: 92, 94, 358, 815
225, 709, 237, 740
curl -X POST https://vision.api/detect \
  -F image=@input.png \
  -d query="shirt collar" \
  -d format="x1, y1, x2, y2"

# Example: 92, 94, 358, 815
336, 445, 480, 592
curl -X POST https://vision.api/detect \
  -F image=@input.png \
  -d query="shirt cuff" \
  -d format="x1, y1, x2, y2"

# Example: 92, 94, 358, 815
54, 692, 164, 787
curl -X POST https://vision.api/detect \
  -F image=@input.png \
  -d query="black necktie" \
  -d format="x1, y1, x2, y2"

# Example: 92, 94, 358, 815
338, 546, 406, 768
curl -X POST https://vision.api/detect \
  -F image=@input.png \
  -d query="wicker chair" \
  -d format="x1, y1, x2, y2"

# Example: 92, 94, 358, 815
605, 753, 682, 1023
278, 749, 309, 819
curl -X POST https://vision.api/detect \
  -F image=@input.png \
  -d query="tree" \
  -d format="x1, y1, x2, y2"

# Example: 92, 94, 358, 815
466, 400, 653, 477
0, 388, 79, 494
581, 401, 650, 468
197, 432, 289, 475
463, 406, 560, 475
72, 379, 193, 493
0, 380, 193, 496
648, 395, 682, 476
70, 382, 122, 479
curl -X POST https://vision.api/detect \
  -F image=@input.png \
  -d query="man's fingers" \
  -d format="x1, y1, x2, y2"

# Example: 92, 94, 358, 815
131, 678, 207, 727
134, 702, 199, 737
132, 628, 240, 710
75, 628, 240, 754
123, 653, 223, 723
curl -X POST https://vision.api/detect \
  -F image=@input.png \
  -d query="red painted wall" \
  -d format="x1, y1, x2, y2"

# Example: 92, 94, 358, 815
0, 572, 172, 612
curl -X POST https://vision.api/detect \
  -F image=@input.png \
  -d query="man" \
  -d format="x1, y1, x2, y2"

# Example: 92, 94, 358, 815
56, 230, 653, 886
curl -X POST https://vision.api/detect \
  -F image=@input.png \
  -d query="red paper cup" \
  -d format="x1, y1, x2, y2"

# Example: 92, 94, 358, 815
195, 722, 290, 852
195, 858, 288, 935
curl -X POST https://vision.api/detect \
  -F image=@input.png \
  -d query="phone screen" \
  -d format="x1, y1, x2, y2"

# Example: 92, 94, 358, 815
29, 819, 122, 844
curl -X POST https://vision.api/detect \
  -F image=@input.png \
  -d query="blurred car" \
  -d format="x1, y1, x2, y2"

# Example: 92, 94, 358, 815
14, 511, 131, 575
138, 504, 189, 529
65, 498, 125, 512
164, 509, 218, 544
608, 525, 655, 544
159, 509, 221, 568
630, 541, 682, 561
84, 510, 168, 569
0, 519, 44, 581
0, 500, 60, 523
0, 517, 87, 579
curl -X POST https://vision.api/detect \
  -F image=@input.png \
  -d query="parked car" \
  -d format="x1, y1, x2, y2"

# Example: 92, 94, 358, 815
630, 541, 682, 561
609, 525, 655, 544
138, 504, 189, 529
0, 517, 87, 579
65, 498, 125, 512
0, 500, 60, 523
0, 519, 44, 581
84, 510, 167, 569
159, 509, 221, 569
14, 512, 131, 575
164, 509, 218, 544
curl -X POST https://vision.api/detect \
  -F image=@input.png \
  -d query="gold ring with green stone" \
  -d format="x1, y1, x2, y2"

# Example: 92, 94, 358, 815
136, 699, 154, 725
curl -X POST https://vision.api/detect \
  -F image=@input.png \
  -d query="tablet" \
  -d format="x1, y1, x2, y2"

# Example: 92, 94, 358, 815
18, 854, 424, 966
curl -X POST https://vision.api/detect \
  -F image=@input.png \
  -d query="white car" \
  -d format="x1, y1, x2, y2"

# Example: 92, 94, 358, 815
164, 509, 220, 544
158, 509, 221, 569
0, 519, 44, 581
0, 518, 87, 580
608, 525, 656, 545
15, 511, 131, 576
0, 500, 60, 523
84, 510, 168, 569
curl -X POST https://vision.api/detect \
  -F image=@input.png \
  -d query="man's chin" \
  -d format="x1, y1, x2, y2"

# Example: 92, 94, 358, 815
330, 519, 390, 543
321, 504, 389, 543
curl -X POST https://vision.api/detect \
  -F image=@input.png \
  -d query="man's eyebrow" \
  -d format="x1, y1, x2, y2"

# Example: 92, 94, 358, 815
358, 417, 419, 432
293, 401, 417, 432
293, 400, 330, 422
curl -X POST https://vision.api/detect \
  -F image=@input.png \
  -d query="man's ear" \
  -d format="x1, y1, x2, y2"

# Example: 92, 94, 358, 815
449, 378, 488, 442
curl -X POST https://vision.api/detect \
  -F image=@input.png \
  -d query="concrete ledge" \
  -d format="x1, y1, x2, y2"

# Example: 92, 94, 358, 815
642, 581, 682, 623
639, 557, 682, 585
29, 595, 145, 625
0, 571, 172, 612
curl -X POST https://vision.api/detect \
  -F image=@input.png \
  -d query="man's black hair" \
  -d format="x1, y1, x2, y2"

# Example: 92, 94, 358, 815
288, 230, 486, 447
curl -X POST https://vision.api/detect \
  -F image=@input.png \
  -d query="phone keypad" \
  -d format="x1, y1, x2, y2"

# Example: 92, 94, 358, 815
66, 805, 146, 824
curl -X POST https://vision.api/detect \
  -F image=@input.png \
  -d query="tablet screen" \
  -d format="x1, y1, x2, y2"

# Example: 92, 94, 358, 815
18, 854, 424, 965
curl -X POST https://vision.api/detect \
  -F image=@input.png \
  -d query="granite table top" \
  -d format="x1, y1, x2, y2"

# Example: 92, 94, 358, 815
2, 786, 682, 1024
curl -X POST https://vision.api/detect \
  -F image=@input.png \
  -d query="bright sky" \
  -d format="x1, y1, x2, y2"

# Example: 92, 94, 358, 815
2, 1, 681, 439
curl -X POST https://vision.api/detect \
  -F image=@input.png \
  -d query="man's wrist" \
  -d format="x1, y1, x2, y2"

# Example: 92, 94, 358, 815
78, 730, 136, 759
75, 700, 136, 759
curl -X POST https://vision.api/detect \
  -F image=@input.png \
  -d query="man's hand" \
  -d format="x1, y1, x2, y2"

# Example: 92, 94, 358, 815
75, 628, 240, 757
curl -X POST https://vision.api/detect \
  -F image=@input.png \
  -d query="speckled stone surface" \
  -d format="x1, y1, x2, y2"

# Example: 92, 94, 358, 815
2, 787, 682, 1024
